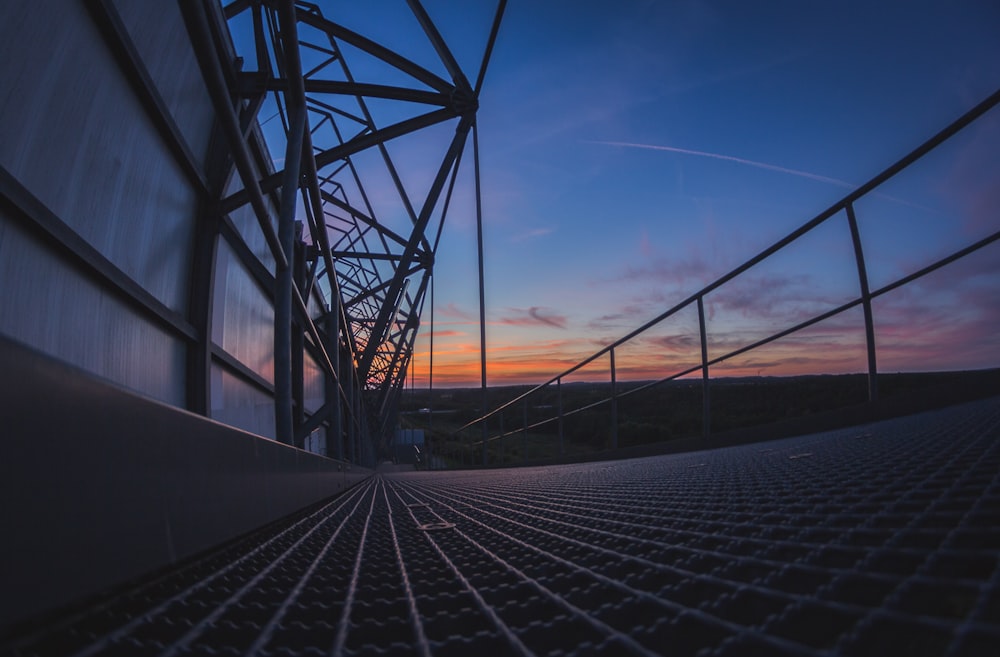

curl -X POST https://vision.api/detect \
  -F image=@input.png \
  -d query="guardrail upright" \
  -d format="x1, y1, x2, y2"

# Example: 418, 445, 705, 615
610, 348, 619, 450
557, 378, 565, 457
522, 399, 529, 463
499, 412, 505, 464
452, 88, 1000, 465
697, 295, 711, 438
845, 202, 879, 402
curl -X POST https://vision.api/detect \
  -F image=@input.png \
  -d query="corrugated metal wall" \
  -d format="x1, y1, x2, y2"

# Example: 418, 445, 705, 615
0, 0, 373, 626
0, 0, 327, 444
0, 0, 200, 406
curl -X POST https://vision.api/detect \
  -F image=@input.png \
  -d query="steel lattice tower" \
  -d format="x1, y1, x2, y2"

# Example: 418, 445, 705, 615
213, 0, 505, 454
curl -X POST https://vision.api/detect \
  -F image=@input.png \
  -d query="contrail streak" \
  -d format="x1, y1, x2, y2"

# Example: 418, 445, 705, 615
589, 140, 856, 188
590, 139, 938, 213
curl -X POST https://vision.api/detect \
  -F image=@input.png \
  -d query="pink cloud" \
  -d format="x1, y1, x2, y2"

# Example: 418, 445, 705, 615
618, 254, 717, 288
646, 333, 699, 351
426, 329, 465, 339
438, 303, 477, 321
873, 278, 1000, 372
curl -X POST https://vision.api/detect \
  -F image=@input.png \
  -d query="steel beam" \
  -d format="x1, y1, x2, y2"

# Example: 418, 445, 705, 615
83, 0, 208, 194
239, 78, 453, 106
180, 0, 288, 269
221, 107, 459, 212
293, 9, 454, 94
356, 115, 473, 380
273, 0, 308, 445
0, 167, 198, 343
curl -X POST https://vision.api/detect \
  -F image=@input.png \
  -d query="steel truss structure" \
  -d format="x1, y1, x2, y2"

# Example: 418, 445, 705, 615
206, 0, 504, 453
1, 0, 501, 463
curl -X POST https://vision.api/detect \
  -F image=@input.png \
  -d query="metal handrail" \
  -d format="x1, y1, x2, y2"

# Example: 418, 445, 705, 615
454, 86, 1000, 460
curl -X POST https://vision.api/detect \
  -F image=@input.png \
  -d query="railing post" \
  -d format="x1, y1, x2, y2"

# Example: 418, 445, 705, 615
846, 203, 879, 402
557, 377, 564, 457
610, 348, 618, 450
697, 295, 711, 438
482, 417, 488, 467
522, 399, 529, 463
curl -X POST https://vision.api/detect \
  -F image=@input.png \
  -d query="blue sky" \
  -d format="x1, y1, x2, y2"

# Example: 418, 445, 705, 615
238, 1, 1000, 386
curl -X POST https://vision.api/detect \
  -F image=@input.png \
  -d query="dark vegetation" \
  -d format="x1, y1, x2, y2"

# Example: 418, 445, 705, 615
398, 369, 1000, 467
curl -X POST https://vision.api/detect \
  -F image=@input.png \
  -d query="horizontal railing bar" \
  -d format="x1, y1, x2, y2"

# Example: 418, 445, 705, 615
456, 87, 1000, 436
469, 225, 1000, 446
870, 228, 1000, 300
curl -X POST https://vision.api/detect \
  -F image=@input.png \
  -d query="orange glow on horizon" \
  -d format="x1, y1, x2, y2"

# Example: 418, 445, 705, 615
405, 302, 999, 388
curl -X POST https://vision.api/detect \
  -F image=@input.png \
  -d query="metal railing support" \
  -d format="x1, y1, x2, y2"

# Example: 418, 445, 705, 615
697, 295, 711, 438
453, 89, 1000, 456
499, 412, 505, 464
610, 348, 619, 450
557, 378, 565, 457
522, 399, 529, 463
846, 203, 879, 402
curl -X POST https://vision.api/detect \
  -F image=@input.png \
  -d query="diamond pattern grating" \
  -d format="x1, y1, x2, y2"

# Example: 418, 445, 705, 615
4, 398, 1000, 656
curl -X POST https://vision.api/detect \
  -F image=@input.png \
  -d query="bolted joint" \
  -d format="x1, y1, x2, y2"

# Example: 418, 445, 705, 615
418, 251, 435, 270
450, 86, 478, 115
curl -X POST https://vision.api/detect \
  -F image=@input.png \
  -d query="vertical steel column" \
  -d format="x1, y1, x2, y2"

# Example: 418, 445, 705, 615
610, 348, 618, 450
428, 276, 435, 437
846, 203, 879, 402
474, 123, 489, 467
328, 311, 344, 460
348, 372, 358, 463
274, 103, 306, 445
273, 0, 312, 446
697, 296, 711, 438
292, 238, 306, 448
428, 278, 436, 468
557, 378, 564, 457
186, 197, 220, 417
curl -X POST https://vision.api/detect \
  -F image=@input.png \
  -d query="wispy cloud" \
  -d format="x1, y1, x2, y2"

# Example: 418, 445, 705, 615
427, 329, 466, 339
510, 227, 555, 243
587, 140, 856, 188
498, 307, 568, 330
618, 254, 717, 288
438, 303, 477, 321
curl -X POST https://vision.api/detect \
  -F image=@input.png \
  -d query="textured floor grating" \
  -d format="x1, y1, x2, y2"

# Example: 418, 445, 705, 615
4, 398, 1000, 656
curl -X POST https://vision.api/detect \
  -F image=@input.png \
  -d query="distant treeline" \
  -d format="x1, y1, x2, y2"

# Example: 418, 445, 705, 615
398, 369, 1000, 465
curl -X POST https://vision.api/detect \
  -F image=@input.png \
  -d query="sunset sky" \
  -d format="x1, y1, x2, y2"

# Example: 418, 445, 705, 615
280, 1, 1000, 388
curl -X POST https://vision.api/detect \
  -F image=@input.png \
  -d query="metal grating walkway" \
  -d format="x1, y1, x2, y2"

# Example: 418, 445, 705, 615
5, 398, 1000, 656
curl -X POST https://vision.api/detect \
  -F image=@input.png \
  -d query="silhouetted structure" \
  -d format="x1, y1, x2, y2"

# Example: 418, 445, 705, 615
0, 0, 499, 627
